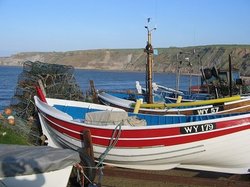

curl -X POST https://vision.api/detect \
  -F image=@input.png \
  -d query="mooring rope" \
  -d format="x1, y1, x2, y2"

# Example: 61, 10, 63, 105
96, 121, 122, 168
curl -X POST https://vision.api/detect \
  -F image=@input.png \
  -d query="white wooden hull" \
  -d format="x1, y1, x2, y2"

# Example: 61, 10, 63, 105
34, 96, 250, 174
41, 118, 250, 173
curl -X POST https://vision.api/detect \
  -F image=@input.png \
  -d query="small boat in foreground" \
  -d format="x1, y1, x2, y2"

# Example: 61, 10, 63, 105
35, 88, 250, 174
0, 144, 84, 187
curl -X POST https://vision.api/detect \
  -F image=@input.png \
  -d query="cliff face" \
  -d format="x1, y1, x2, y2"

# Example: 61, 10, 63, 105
0, 45, 250, 76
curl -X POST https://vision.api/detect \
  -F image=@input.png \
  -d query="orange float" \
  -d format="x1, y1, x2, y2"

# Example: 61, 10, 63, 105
4, 108, 12, 116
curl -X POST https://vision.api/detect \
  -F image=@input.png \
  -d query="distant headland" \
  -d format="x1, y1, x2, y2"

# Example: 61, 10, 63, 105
0, 45, 249, 76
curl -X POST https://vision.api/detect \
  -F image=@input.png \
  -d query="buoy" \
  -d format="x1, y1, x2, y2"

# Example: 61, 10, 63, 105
4, 108, 12, 116
7, 115, 15, 125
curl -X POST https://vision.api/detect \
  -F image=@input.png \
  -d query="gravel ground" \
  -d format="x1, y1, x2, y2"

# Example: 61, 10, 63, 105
92, 167, 250, 187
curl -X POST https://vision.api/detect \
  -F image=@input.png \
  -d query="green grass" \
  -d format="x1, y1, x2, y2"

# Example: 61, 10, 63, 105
0, 121, 30, 145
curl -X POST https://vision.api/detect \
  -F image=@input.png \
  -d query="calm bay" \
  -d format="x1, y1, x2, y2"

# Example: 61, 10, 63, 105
0, 66, 199, 111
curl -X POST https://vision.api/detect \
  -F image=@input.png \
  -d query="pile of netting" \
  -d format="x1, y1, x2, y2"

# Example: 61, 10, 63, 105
9, 61, 85, 144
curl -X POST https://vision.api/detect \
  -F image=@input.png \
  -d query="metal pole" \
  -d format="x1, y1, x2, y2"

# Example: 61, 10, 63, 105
189, 64, 192, 95
176, 53, 179, 93
229, 54, 232, 97
176, 53, 181, 96
177, 62, 181, 93
197, 55, 200, 94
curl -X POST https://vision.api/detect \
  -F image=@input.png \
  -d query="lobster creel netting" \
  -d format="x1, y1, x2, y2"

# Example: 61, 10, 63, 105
10, 61, 85, 144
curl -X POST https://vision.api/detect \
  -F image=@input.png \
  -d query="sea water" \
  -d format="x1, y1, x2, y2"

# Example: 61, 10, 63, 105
0, 66, 200, 111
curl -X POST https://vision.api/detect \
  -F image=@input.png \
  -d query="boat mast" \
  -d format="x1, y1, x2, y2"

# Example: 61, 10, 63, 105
176, 52, 182, 94
144, 18, 156, 104
228, 54, 233, 97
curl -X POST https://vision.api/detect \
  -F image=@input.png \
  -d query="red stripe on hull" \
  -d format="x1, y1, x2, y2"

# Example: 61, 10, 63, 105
47, 115, 250, 138
43, 113, 250, 147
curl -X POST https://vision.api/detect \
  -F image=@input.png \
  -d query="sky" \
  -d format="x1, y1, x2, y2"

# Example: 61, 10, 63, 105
0, 0, 250, 56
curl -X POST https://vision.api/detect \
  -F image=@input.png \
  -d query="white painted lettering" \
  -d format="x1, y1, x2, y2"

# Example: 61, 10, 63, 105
197, 109, 204, 115
204, 108, 209, 114
193, 126, 199, 132
180, 123, 216, 134
184, 126, 193, 133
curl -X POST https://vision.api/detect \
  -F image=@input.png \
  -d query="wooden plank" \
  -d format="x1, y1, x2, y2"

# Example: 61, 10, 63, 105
137, 95, 241, 109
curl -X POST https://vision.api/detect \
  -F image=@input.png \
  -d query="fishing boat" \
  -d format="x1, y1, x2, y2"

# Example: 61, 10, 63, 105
136, 81, 211, 103
190, 57, 250, 97
98, 91, 250, 115
34, 89, 250, 174
0, 144, 85, 187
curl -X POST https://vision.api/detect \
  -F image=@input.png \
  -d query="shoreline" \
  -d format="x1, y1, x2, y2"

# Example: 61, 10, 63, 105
1, 64, 250, 78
